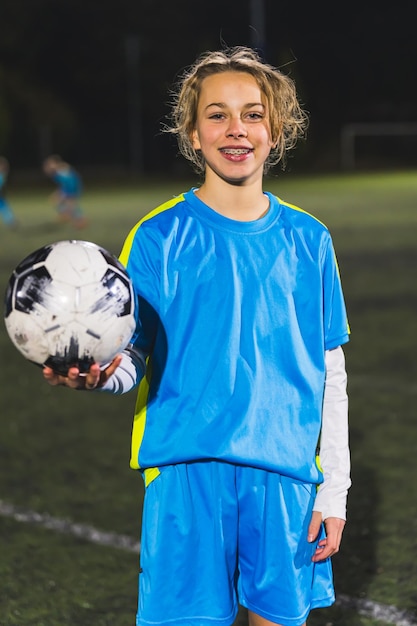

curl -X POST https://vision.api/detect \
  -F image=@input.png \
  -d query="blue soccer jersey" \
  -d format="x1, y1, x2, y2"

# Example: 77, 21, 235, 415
53, 168, 82, 197
119, 189, 349, 485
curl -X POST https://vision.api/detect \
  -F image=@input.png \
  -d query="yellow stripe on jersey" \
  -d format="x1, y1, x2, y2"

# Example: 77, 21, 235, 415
143, 467, 161, 487
130, 357, 153, 470
119, 193, 185, 268
277, 196, 327, 226
315, 454, 323, 492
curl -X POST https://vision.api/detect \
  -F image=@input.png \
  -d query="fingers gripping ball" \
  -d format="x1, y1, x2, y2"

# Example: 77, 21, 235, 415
4, 240, 136, 375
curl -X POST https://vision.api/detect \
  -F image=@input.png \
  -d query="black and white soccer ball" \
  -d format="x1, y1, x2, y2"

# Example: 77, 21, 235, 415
4, 240, 136, 376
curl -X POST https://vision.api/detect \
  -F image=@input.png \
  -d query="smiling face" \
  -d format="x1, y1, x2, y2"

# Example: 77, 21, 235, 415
191, 71, 276, 187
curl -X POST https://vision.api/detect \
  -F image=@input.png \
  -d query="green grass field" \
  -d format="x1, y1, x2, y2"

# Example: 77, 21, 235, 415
1, 170, 417, 626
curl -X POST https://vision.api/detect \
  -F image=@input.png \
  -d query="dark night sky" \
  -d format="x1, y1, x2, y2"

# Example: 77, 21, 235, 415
0, 0, 416, 173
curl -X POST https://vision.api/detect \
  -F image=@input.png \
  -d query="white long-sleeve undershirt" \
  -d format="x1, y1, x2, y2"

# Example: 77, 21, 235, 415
97, 346, 144, 394
313, 345, 351, 521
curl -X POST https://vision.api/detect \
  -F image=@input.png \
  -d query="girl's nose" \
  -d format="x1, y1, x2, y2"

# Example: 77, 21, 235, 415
226, 118, 247, 138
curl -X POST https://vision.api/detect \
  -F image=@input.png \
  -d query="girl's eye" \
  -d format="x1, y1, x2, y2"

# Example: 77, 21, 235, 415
247, 112, 264, 120
208, 113, 225, 120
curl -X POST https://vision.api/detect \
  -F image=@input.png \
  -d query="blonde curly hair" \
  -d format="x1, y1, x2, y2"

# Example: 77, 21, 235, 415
166, 46, 309, 173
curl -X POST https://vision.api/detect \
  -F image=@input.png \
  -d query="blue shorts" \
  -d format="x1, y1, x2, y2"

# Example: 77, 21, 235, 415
137, 461, 334, 626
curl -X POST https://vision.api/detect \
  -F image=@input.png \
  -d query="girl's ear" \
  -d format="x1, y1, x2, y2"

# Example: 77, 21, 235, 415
191, 129, 201, 150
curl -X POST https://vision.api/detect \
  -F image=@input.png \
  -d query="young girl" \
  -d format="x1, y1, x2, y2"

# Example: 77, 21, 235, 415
44, 46, 350, 626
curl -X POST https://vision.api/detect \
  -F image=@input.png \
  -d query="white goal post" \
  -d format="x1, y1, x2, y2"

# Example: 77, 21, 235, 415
340, 122, 417, 170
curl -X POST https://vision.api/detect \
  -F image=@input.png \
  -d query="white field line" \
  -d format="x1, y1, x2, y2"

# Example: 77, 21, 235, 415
2, 500, 417, 625
0, 499, 140, 553
336, 594, 417, 626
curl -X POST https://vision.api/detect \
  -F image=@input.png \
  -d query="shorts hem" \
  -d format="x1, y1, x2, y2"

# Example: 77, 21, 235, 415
241, 594, 335, 626
136, 606, 238, 626
310, 592, 335, 610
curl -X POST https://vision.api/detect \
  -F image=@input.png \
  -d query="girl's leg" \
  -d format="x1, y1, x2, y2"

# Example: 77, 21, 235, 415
248, 609, 305, 626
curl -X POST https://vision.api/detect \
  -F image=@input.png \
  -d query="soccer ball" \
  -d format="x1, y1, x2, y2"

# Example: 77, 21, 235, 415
4, 240, 136, 376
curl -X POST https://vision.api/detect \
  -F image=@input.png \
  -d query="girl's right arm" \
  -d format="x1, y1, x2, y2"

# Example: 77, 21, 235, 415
43, 344, 146, 394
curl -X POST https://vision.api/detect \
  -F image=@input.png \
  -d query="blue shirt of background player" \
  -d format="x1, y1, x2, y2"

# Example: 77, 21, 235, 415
53, 168, 82, 198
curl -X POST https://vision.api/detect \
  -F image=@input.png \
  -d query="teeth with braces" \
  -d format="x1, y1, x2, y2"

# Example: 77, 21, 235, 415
222, 149, 250, 155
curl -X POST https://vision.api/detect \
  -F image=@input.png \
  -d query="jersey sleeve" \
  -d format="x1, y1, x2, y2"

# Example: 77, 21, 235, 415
322, 236, 350, 350
119, 222, 162, 358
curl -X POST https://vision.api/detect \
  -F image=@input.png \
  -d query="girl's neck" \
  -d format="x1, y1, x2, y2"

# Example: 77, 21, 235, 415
195, 178, 269, 222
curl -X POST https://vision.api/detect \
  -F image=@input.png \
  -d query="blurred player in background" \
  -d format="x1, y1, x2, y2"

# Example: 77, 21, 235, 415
42, 154, 87, 229
43, 47, 351, 626
0, 156, 19, 229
